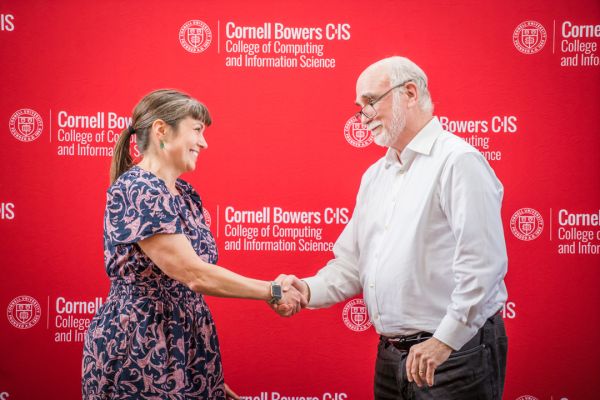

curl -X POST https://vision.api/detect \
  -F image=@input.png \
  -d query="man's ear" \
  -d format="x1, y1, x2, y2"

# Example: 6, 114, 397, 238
404, 81, 419, 108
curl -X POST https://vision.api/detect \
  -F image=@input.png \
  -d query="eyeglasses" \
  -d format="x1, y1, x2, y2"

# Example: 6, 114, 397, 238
356, 80, 413, 120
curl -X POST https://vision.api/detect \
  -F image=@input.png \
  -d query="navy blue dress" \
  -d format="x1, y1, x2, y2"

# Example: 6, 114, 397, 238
82, 166, 225, 399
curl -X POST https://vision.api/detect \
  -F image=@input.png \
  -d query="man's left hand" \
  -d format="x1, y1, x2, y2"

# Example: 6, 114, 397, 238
406, 337, 453, 387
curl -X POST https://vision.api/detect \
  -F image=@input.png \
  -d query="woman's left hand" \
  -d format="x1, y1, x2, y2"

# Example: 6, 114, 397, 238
225, 383, 240, 400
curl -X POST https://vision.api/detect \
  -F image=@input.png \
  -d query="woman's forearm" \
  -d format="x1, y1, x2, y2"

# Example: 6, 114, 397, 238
138, 233, 272, 300
185, 260, 271, 300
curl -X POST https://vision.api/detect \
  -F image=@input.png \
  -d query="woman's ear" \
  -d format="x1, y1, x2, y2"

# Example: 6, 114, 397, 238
150, 119, 169, 142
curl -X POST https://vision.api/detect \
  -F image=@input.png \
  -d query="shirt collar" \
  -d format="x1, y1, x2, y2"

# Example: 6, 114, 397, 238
384, 117, 443, 169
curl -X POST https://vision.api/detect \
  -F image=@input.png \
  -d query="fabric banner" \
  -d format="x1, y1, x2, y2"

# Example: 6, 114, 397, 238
1, 1, 599, 398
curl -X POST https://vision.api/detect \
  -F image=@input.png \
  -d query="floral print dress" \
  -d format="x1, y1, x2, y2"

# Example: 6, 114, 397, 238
82, 166, 225, 399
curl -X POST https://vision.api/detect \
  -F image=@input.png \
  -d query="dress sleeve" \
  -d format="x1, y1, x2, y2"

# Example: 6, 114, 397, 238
104, 177, 183, 245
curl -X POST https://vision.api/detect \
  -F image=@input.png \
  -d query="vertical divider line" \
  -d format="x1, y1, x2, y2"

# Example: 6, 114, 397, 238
550, 208, 553, 241
552, 20, 556, 54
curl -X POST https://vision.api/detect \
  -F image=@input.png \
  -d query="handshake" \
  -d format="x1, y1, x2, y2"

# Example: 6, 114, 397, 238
269, 275, 310, 317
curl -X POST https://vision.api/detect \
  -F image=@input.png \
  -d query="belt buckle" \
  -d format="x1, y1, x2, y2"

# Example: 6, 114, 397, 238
386, 332, 431, 351
386, 335, 412, 352
391, 332, 420, 343
392, 337, 411, 346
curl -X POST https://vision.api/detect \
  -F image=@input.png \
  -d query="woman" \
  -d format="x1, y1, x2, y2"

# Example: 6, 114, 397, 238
82, 89, 304, 399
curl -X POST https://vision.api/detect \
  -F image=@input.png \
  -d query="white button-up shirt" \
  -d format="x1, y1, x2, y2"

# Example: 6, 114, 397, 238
304, 117, 507, 350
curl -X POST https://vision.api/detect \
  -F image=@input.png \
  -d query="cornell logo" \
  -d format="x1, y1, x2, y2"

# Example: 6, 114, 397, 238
344, 115, 373, 148
515, 396, 539, 400
513, 21, 547, 54
510, 208, 544, 241
9, 109, 43, 142
342, 298, 372, 332
7, 295, 41, 329
179, 20, 212, 53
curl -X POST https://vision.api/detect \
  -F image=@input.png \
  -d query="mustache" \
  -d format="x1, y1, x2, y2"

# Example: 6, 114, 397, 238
367, 122, 382, 131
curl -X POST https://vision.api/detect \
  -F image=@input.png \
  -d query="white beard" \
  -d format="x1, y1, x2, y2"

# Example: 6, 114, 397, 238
371, 107, 406, 148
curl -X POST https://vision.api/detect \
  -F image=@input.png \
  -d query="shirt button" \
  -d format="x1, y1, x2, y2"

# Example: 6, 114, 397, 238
384, 224, 389, 230
369, 283, 375, 288
374, 314, 380, 320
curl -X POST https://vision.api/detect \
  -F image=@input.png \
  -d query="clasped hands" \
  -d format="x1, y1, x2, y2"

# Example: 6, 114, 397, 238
268, 274, 309, 317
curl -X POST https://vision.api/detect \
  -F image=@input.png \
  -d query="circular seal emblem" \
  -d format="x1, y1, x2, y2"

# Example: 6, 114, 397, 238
9, 109, 43, 142
513, 21, 547, 54
179, 20, 212, 53
344, 115, 373, 148
202, 207, 211, 228
342, 298, 372, 332
516, 396, 539, 400
510, 208, 544, 241
7, 295, 41, 329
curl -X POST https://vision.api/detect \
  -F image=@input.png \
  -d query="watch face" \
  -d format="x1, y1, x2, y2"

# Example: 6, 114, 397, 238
272, 284, 283, 299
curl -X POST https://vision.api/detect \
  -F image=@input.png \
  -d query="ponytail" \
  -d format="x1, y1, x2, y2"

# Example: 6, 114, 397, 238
109, 126, 135, 184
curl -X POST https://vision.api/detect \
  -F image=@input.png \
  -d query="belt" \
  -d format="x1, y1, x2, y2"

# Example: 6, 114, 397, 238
380, 331, 433, 352
380, 313, 500, 353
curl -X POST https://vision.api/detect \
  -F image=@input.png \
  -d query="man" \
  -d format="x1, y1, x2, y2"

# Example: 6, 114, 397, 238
276, 56, 508, 399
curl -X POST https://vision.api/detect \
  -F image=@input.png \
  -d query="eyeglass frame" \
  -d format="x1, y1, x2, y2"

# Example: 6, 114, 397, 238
355, 79, 413, 120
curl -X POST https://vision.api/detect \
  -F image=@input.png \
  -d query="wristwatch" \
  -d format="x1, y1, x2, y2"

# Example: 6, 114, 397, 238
268, 281, 283, 304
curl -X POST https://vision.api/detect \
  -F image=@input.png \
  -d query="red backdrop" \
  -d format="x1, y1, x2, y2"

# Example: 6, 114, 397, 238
1, 1, 599, 399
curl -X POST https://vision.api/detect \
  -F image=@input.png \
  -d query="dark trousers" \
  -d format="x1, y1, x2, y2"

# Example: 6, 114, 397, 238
374, 314, 507, 400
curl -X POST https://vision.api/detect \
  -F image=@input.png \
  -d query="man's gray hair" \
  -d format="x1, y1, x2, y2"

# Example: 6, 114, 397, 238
380, 56, 434, 113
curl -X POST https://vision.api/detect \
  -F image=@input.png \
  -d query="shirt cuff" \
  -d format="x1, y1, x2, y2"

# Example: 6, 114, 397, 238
433, 314, 478, 351
302, 276, 328, 309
